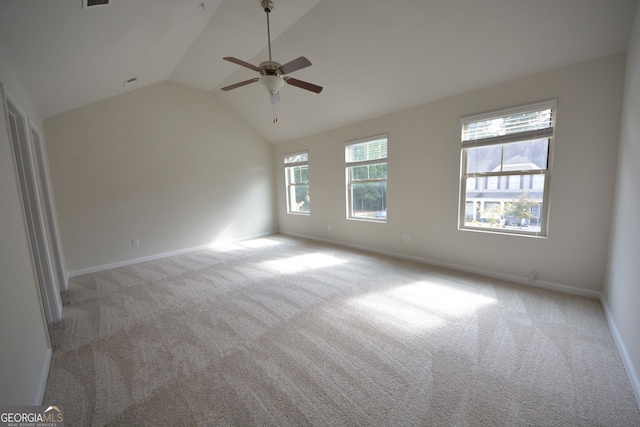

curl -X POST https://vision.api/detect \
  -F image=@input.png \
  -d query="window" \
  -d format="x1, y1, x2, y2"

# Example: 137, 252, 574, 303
531, 174, 544, 190
459, 100, 555, 236
508, 175, 521, 189
346, 135, 388, 221
486, 176, 499, 190
284, 151, 310, 214
467, 177, 477, 190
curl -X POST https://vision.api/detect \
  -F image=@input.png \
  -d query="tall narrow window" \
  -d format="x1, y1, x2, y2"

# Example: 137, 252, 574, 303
459, 100, 555, 236
284, 151, 310, 214
346, 135, 388, 221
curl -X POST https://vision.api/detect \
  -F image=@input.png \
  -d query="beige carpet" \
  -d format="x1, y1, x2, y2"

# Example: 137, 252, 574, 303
44, 234, 640, 426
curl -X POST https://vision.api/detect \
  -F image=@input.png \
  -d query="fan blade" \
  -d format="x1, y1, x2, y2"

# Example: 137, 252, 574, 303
223, 57, 262, 72
278, 56, 312, 75
285, 77, 323, 94
220, 78, 259, 91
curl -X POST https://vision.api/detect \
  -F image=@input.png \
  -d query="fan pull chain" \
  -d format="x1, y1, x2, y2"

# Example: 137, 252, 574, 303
272, 102, 278, 124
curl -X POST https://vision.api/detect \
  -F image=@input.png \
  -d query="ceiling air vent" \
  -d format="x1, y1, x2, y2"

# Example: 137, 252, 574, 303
83, 0, 111, 9
123, 77, 138, 87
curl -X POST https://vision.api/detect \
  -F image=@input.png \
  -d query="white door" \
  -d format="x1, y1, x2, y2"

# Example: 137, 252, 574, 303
5, 96, 63, 324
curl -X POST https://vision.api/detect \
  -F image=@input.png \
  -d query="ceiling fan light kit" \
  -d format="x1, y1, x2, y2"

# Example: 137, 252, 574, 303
259, 74, 285, 93
221, 0, 322, 123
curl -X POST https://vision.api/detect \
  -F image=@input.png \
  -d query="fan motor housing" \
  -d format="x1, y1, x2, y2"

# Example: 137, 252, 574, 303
259, 61, 281, 76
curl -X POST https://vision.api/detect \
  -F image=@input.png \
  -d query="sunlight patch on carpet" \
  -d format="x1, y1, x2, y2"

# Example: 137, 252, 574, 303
240, 238, 282, 249
346, 281, 497, 333
261, 253, 347, 274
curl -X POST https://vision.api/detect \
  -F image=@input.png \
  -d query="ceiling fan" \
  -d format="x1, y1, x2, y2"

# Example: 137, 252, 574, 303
221, 0, 322, 123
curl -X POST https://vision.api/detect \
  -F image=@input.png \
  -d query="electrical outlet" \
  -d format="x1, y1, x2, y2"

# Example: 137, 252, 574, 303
328, 224, 332, 231
132, 238, 140, 247
403, 235, 410, 242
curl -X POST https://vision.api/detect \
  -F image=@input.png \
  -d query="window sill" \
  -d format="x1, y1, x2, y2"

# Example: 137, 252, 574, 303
459, 225, 547, 238
347, 217, 387, 224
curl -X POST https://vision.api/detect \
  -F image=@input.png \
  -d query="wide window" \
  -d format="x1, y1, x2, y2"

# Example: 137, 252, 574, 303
346, 135, 388, 221
284, 151, 310, 214
459, 100, 555, 236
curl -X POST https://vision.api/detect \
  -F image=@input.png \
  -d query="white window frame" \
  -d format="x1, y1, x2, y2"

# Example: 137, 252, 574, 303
459, 100, 556, 237
345, 134, 388, 222
284, 150, 310, 215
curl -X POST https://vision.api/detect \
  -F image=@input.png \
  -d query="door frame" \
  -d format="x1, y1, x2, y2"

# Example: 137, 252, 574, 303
3, 89, 63, 324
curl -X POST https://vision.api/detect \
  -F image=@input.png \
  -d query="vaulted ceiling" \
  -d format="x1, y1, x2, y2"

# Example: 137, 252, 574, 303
1, 0, 637, 143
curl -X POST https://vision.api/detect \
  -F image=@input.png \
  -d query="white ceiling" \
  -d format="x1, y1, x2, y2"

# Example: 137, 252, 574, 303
0, 0, 637, 143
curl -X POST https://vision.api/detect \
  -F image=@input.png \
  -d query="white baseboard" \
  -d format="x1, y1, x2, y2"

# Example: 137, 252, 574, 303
36, 348, 52, 405
69, 230, 600, 298
67, 231, 277, 277
600, 295, 640, 410
281, 231, 601, 299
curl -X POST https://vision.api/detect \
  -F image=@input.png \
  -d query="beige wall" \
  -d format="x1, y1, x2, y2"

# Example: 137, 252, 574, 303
0, 53, 51, 404
275, 54, 625, 296
605, 4, 640, 404
45, 81, 277, 273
